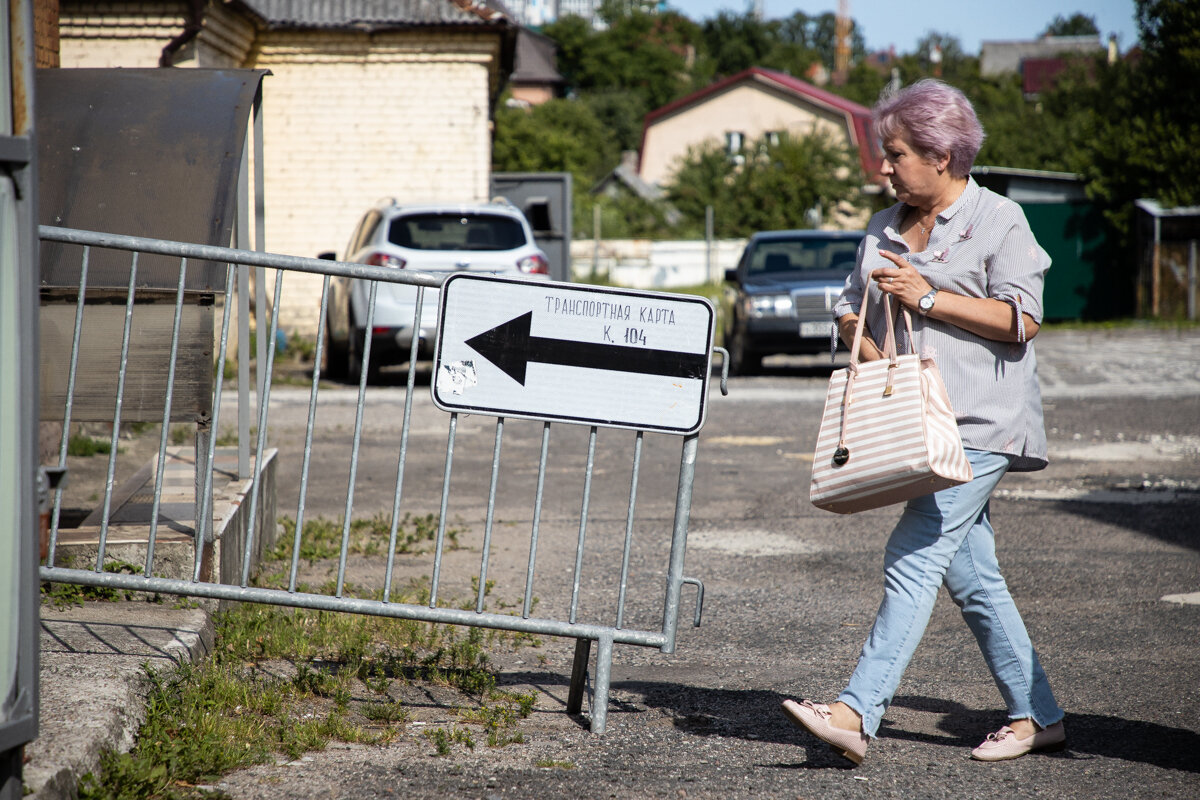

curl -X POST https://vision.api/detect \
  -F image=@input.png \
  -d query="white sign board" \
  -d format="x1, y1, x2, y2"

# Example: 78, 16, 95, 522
433, 274, 714, 434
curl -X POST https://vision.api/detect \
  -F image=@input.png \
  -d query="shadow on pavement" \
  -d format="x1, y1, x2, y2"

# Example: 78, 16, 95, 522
594, 681, 1200, 774
887, 695, 1200, 773
1051, 498, 1200, 553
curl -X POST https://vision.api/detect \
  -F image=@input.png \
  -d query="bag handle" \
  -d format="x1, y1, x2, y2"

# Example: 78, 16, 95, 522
845, 282, 916, 367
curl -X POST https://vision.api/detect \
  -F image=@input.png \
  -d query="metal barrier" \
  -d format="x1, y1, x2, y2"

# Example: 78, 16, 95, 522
37, 225, 721, 734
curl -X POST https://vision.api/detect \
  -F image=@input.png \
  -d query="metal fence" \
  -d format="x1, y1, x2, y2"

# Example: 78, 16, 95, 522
37, 225, 721, 734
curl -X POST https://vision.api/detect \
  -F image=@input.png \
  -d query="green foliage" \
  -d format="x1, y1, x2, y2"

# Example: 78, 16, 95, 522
1041, 13, 1101, 37
544, 7, 703, 109
1080, 0, 1200, 216
424, 725, 475, 756
42, 562, 146, 608
664, 131, 865, 238
67, 433, 112, 457
80, 582, 540, 798
267, 513, 458, 567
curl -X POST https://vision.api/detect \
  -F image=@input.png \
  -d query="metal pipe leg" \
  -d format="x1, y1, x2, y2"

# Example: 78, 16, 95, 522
567, 637, 591, 715
590, 632, 614, 734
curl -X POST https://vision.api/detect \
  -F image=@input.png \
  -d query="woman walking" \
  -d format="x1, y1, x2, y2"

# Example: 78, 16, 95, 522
782, 79, 1065, 765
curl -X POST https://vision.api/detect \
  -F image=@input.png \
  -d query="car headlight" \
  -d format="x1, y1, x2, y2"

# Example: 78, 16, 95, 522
747, 294, 794, 317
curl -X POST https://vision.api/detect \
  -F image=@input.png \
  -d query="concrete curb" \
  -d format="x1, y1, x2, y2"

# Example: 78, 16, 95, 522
24, 601, 215, 800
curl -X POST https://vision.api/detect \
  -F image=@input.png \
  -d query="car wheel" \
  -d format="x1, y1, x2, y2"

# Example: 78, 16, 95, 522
347, 326, 365, 385
727, 328, 761, 376
321, 318, 346, 381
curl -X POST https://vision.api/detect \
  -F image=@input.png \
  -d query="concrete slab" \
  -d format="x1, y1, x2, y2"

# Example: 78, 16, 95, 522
25, 601, 214, 800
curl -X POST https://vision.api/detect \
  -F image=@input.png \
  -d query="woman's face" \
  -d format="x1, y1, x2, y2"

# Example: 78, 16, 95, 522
880, 132, 945, 207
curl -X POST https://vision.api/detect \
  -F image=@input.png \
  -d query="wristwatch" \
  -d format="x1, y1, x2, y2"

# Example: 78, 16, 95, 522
917, 289, 938, 316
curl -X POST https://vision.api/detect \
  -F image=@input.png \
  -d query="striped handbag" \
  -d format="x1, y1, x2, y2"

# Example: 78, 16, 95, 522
809, 292, 972, 514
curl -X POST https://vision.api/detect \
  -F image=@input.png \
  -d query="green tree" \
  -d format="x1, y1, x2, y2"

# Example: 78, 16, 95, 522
1057, 0, 1200, 233
664, 131, 865, 238
702, 11, 775, 76
544, 6, 704, 109
492, 97, 613, 181
1040, 13, 1100, 37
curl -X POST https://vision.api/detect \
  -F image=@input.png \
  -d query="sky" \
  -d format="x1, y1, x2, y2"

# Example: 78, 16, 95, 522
676, 1, 1140, 56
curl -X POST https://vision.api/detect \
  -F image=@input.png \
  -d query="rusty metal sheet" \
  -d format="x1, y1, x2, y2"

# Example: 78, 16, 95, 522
36, 68, 268, 292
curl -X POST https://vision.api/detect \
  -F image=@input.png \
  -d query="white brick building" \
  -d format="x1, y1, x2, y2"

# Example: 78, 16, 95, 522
56, 0, 517, 335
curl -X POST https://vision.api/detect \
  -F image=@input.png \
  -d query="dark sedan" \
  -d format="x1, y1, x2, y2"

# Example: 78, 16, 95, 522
723, 229, 864, 374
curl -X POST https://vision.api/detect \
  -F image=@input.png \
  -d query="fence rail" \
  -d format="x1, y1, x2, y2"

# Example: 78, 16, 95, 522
37, 225, 716, 733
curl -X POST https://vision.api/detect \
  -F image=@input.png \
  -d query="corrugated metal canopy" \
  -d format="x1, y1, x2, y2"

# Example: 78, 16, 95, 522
37, 68, 268, 292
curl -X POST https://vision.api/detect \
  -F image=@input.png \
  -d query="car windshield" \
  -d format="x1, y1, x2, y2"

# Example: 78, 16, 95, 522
747, 237, 861, 275
388, 213, 526, 251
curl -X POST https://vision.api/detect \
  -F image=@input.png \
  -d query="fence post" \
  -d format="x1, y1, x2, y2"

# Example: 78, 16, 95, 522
1, 2, 40, 793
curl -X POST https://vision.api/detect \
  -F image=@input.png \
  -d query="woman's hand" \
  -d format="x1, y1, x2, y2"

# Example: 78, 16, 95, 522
838, 314, 885, 361
871, 250, 932, 311
871, 249, 1040, 342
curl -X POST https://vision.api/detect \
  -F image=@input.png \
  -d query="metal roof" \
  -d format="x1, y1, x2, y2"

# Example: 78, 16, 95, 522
239, 0, 511, 29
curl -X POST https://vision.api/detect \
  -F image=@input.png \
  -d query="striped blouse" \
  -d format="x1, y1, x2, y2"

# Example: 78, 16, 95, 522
832, 177, 1050, 472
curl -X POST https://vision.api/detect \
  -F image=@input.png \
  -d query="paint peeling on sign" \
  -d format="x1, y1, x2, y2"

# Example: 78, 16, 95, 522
439, 360, 478, 395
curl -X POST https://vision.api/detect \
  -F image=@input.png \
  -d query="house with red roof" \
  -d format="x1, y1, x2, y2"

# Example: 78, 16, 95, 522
636, 67, 885, 196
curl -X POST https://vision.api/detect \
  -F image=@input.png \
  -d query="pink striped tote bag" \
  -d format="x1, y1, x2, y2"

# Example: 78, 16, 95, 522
809, 293, 972, 514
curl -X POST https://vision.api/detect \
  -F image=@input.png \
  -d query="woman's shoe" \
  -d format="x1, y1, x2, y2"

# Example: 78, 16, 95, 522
970, 721, 1066, 761
781, 699, 869, 765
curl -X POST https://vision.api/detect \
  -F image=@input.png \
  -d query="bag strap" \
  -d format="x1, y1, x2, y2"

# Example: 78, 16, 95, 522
846, 283, 916, 365
837, 287, 918, 456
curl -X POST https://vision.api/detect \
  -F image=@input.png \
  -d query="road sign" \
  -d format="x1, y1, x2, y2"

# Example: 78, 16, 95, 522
433, 274, 714, 433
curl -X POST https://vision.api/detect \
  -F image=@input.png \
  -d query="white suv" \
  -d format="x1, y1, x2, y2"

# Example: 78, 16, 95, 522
323, 199, 550, 382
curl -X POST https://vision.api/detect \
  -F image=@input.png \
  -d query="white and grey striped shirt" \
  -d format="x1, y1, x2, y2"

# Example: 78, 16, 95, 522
833, 178, 1050, 472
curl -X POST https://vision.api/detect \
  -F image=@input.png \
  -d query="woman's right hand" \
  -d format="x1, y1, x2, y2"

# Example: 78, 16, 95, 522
838, 314, 885, 361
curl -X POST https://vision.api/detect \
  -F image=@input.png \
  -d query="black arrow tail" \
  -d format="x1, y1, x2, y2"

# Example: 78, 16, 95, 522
527, 336, 707, 381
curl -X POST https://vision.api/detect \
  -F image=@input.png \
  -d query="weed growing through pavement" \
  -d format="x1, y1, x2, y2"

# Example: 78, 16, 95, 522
41, 561, 152, 609
66, 432, 113, 457
78, 514, 540, 799
269, 512, 460, 565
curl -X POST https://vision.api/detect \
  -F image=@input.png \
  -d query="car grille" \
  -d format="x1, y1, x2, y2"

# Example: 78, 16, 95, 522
790, 289, 837, 318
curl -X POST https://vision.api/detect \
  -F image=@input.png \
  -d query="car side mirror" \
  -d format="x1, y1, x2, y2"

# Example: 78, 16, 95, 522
724, 268, 739, 283
317, 251, 336, 261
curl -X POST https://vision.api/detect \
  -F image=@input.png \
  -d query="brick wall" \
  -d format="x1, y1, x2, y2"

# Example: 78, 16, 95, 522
59, 2, 189, 67
35, 0, 60, 68
247, 31, 499, 335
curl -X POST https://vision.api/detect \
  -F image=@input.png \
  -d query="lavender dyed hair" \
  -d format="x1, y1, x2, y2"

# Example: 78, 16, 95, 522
873, 79, 985, 178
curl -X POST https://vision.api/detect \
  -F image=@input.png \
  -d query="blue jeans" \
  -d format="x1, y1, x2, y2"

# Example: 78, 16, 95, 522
837, 449, 1064, 738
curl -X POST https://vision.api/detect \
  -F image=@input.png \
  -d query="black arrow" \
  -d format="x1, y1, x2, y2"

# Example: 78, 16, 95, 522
464, 310, 707, 386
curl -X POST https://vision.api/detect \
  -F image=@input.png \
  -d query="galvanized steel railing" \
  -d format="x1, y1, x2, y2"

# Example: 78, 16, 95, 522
36, 225, 715, 733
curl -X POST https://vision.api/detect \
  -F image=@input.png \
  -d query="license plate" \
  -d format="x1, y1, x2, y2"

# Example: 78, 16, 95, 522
799, 320, 829, 338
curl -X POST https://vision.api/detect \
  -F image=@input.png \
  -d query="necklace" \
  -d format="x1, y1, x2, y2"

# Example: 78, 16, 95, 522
917, 216, 936, 235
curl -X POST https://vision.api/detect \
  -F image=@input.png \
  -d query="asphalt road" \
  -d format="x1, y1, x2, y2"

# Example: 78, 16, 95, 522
212, 326, 1200, 799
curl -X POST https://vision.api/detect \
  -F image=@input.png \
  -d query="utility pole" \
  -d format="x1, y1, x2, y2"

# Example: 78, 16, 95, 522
833, 0, 851, 85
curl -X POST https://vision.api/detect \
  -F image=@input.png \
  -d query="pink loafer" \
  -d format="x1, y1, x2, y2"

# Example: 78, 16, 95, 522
781, 699, 869, 765
970, 721, 1066, 761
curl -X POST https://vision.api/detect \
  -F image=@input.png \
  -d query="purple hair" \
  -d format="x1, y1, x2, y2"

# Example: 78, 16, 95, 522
873, 79, 985, 178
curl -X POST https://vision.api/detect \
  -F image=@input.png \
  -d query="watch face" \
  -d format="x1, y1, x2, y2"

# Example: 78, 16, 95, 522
920, 295, 933, 309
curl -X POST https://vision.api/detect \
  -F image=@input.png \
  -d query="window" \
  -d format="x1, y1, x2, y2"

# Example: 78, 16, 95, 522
388, 213, 527, 251
749, 238, 862, 274
725, 131, 745, 155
